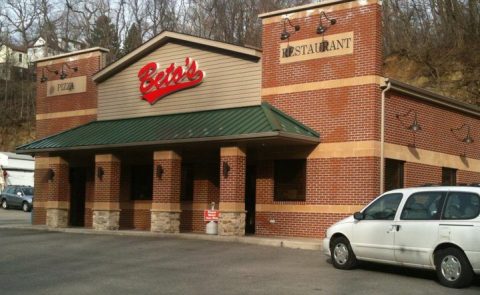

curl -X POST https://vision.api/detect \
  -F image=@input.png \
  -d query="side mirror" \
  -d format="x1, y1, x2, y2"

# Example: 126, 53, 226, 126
353, 212, 364, 221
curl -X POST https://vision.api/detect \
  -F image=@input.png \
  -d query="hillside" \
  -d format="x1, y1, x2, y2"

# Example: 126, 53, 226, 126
384, 54, 480, 105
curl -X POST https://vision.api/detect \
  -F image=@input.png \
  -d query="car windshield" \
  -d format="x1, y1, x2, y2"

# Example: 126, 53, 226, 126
22, 188, 34, 196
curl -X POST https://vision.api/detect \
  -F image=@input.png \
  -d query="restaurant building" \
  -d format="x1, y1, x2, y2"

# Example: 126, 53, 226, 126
18, 0, 480, 237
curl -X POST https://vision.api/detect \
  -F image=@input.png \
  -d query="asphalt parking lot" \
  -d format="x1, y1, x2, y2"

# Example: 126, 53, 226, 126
0, 208, 31, 226
0, 211, 479, 294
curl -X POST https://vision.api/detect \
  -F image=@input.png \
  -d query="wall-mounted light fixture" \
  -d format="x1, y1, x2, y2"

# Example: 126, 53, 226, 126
39, 68, 48, 83
451, 123, 474, 157
156, 164, 164, 179
316, 11, 337, 35
222, 161, 230, 178
396, 109, 422, 147
97, 166, 104, 180
39, 66, 59, 83
59, 62, 78, 80
280, 17, 300, 41
47, 168, 55, 182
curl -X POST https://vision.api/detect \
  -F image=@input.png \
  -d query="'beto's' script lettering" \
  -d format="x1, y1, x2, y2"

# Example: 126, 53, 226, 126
138, 57, 205, 105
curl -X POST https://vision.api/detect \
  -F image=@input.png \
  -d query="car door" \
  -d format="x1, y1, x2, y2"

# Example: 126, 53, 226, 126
351, 193, 403, 263
394, 191, 446, 267
12, 187, 22, 207
4, 187, 14, 203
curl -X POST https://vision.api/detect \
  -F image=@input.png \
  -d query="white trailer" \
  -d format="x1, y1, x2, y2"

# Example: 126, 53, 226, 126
0, 152, 34, 192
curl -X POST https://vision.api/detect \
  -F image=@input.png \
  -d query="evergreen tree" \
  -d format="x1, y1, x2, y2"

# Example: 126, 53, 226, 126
122, 24, 142, 56
89, 15, 120, 62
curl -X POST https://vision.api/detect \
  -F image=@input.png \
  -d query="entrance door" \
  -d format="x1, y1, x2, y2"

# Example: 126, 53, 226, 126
245, 165, 256, 235
69, 167, 86, 227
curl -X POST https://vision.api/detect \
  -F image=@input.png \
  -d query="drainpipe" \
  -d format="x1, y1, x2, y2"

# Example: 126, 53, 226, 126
380, 78, 391, 193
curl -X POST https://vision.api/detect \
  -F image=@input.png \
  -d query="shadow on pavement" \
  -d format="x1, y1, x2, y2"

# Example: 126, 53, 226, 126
326, 257, 480, 288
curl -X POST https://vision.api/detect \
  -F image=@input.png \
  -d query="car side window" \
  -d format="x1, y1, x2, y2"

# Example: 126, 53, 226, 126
401, 191, 445, 220
363, 193, 403, 220
443, 192, 480, 220
4, 187, 14, 194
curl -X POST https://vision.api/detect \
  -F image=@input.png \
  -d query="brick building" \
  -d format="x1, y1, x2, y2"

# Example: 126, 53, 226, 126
18, 0, 480, 237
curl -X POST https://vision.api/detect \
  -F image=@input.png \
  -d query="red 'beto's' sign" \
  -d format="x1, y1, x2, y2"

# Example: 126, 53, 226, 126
204, 210, 220, 222
138, 57, 204, 105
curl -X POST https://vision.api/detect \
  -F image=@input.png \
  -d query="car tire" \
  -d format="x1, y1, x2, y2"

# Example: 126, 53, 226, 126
1, 199, 8, 210
330, 236, 357, 270
434, 247, 473, 288
22, 202, 30, 212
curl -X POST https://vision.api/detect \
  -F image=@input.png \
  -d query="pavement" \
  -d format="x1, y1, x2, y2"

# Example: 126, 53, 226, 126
0, 209, 323, 251
0, 209, 479, 294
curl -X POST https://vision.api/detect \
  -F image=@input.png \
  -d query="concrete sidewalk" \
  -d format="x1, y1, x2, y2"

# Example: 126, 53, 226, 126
0, 223, 323, 251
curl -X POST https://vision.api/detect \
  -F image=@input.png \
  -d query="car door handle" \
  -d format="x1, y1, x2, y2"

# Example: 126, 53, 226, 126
387, 225, 401, 233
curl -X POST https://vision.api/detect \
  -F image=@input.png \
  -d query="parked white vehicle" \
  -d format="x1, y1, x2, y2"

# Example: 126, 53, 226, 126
323, 186, 480, 288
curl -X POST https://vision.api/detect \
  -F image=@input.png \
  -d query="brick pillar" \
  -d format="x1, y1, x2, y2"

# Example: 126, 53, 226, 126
151, 151, 182, 233
93, 154, 121, 230
46, 157, 70, 228
218, 146, 246, 236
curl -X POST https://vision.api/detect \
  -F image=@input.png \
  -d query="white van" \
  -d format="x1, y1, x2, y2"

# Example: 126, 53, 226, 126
323, 186, 480, 288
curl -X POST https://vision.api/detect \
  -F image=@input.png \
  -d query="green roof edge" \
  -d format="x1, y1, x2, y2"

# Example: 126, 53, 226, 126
262, 102, 320, 137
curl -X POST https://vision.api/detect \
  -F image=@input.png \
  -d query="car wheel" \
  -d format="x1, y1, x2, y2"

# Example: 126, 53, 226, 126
22, 202, 30, 212
434, 247, 473, 288
1, 199, 8, 209
330, 236, 357, 270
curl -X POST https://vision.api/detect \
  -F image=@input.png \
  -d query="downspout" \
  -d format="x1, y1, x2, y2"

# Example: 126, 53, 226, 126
380, 78, 391, 193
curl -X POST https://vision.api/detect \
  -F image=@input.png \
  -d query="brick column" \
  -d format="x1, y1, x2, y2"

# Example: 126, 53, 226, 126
46, 157, 70, 228
93, 154, 121, 230
218, 146, 246, 236
151, 151, 182, 233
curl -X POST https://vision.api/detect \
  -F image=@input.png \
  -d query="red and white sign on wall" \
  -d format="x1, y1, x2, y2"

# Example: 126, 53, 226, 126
204, 210, 220, 222
138, 57, 205, 105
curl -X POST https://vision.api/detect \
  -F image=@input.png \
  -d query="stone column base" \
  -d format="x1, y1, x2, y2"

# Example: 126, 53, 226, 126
151, 211, 180, 233
218, 212, 245, 236
93, 210, 120, 230
46, 208, 68, 228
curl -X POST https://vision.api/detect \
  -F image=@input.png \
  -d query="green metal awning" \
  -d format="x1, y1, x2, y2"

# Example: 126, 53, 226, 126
17, 102, 319, 154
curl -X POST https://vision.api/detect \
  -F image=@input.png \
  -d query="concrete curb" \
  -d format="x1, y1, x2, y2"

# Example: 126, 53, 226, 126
0, 224, 323, 251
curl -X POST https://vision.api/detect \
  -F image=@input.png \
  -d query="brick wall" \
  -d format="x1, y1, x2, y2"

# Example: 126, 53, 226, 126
94, 156, 120, 203
257, 1, 383, 237
35, 51, 105, 138
180, 163, 220, 233
255, 157, 379, 237
32, 156, 48, 225
219, 155, 246, 203
261, 3, 382, 89
385, 91, 480, 159
152, 156, 181, 204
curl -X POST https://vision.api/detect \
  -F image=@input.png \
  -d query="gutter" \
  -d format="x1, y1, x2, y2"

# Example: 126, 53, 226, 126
380, 79, 391, 193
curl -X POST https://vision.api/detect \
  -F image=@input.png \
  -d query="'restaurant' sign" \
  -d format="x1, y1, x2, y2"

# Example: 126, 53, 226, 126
279, 32, 354, 64
47, 76, 87, 97
138, 57, 205, 105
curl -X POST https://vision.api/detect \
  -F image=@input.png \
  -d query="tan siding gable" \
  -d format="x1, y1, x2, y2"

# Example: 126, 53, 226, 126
97, 42, 261, 120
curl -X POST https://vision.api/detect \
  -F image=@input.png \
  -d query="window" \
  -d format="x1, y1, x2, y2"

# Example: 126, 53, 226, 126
401, 191, 445, 220
274, 159, 306, 201
442, 168, 456, 186
180, 164, 194, 201
385, 159, 404, 191
443, 192, 480, 220
18, 53, 22, 63
363, 193, 403, 220
130, 165, 153, 200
